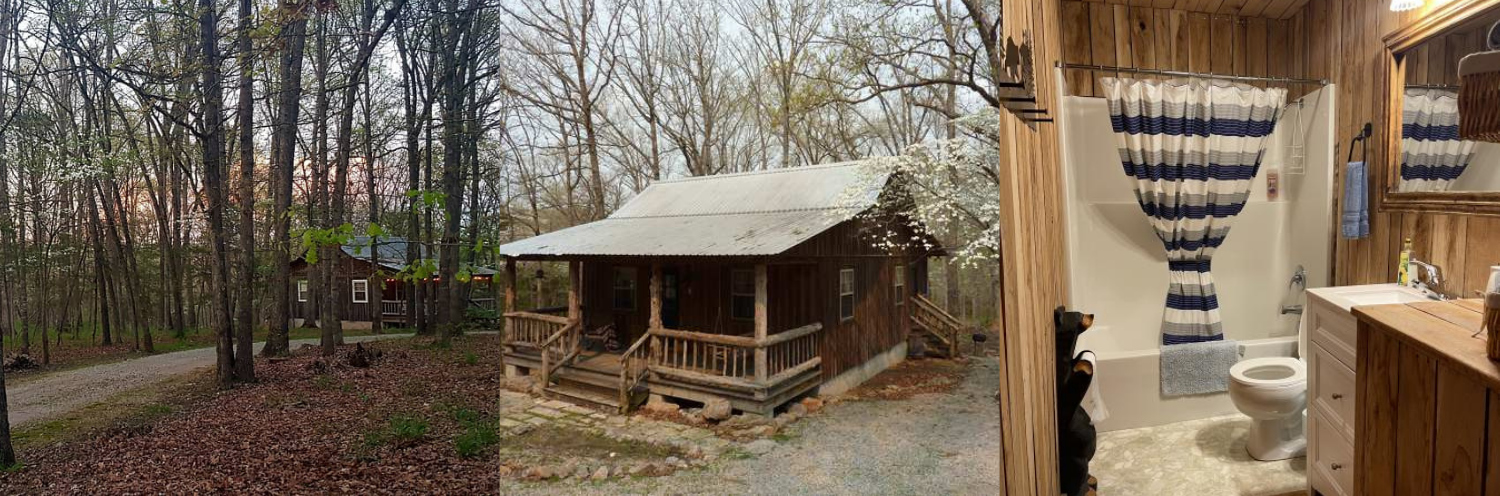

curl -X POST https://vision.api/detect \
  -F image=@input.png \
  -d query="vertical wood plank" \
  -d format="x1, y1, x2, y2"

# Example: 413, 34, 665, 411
1486, 391, 1500, 496
1169, 9, 1189, 71
753, 263, 767, 383
1152, 9, 1172, 69
649, 264, 662, 330
1395, 347, 1438, 496
1113, 4, 1134, 72
567, 261, 580, 321
1433, 363, 1487, 496
1089, 2, 1118, 96
1128, 6, 1155, 69
1210, 15, 1234, 75
1463, 217, 1500, 298
1245, 17, 1268, 87
1188, 12, 1212, 74
1062, 1, 1094, 97
1358, 322, 1399, 496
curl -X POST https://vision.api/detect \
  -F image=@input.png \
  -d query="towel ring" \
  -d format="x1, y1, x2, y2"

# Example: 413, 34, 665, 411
1347, 122, 1372, 163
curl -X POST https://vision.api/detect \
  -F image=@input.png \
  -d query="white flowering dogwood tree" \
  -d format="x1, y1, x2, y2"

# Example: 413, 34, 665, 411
838, 111, 1000, 267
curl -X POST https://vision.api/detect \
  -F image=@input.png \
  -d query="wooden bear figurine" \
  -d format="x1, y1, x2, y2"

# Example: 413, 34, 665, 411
1054, 306, 1098, 496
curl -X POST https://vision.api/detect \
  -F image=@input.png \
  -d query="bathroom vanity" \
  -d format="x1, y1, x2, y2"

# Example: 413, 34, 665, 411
1305, 285, 1429, 496
1352, 298, 1500, 496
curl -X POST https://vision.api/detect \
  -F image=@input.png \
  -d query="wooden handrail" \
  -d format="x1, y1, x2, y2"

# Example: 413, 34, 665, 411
504, 311, 571, 325
618, 332, 653, 413
648, 323, 822, 349
757, 323, 822, 347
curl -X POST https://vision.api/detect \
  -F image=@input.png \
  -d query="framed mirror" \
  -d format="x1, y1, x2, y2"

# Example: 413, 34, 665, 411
1382, 0, 1500, 215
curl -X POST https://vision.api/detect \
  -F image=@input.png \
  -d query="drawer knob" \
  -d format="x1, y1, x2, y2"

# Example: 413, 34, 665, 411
1331, 463, 1344, 471
1331, 393, 1344, 400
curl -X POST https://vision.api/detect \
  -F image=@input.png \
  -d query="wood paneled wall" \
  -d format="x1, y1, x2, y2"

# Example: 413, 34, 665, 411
1403, 19, 1492, 87
1305, 0, 1500, 299
1068, 0, 1313, 19
996, 0, 1068, 494
1058, 1, 1326, 99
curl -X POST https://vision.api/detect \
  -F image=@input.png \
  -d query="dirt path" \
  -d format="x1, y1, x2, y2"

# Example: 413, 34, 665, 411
505, 356, 1002, 495
5, 333, 420, 427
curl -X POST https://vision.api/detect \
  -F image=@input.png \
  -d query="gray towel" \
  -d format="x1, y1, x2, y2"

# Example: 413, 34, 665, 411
1160, 340, 1240, 397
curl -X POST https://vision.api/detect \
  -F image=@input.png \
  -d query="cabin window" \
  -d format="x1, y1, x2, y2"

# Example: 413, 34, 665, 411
730, 269, 755, 321
351, 279, 369, 303
839, 268, 855, 321
894, 265, 905, 306
297, 280, 309, 302
613, 267, 637, 311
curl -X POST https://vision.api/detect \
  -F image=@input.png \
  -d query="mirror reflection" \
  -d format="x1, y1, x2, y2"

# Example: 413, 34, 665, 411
1398, 15, 1500, 193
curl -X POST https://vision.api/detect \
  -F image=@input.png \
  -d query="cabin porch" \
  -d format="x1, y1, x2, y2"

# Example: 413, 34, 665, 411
499, 259, 825, 416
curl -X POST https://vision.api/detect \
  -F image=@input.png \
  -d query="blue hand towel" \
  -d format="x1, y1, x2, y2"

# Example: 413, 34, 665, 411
1160, 340, 1240, 397
1342, 161, 1370, 239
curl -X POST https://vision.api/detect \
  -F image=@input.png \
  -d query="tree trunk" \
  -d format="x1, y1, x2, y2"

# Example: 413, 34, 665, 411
199, 0, 234, 389
232, 0, 256, 382
264, 1, 308, 357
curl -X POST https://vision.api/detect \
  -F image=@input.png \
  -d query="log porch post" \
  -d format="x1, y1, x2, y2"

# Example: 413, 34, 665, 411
567, 260, 581, 321
754, 263, 768, 383
504, 258, 517, 313
649, 264, 663, 329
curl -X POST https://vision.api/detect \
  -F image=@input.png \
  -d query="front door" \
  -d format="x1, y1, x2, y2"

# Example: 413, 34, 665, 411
662, 268, 681, 329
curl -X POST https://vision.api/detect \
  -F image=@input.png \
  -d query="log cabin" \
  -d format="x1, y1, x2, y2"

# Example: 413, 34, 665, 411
289, 236, 498, 328
497, 162, 961, 415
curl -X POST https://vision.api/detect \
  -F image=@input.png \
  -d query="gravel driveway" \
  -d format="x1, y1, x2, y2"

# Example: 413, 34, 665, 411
502, 356, 1002, 495
4, 333, 422, 427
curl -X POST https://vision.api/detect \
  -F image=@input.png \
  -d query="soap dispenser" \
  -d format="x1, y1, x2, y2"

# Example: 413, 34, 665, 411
1398, 238, 1414, 286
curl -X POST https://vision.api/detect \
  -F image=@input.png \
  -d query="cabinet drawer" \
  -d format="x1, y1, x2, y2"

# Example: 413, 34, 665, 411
1312, 408, 1355, 496
1310, 302, 1357, 368
1311, 342, 1357, 439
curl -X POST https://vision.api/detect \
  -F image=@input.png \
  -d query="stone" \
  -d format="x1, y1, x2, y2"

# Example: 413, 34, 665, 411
786, 402, 808, 417
745, 439, 778, 456
740, 425, 776, 438
643, 395, 679, 414
685, 445, 706, 459
499, 418, 522, 429
525, 416, 549, 426
572, 464, 590, 480
701, 397, 733, 421
629, 463, 649, 476
611, 465, 628, 478
665, 456, 686, 468
684, 412, 704, 425
800, 397, 824, 413
525, 465, 556, 481
529, 406, 565, 418
562, 405, 594, 416
590, 466, 610, 481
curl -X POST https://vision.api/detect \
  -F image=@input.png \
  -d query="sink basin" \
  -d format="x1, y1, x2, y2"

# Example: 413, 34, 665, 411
1307, 283, 1433, 311
1341, 289, 1430, 306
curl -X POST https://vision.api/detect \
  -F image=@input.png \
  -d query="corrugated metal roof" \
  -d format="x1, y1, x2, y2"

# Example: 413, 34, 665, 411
500, 161, 889, 257
341, 236, 497, 275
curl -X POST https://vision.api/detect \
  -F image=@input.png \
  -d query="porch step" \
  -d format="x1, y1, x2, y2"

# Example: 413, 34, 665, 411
545, 382, 621, 411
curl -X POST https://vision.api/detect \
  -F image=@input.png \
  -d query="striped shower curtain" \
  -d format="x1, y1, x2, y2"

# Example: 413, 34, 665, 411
1103, 78, 1286, 346
1400, 89, 1477, 192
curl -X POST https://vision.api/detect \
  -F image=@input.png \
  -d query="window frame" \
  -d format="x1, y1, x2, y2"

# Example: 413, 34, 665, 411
894, 265, 906, 306
297, 280, 309, 302
351, 279, 369, 303
839, 268, 856, 322
612, 267, 638, 311
730, 268, 756, 321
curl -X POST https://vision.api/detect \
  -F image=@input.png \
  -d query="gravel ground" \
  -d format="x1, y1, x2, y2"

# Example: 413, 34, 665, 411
499, 356, 1002, 495
4, 333, 430, 427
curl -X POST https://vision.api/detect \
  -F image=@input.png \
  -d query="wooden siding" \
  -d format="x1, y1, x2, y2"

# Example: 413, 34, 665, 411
1068, 0, 1313, 20
575, 220, 920, 382
1303, 0, 1500, 298
997, 0, 1069, 492
1059, 1, 1322, 100
289, 251, 491, 323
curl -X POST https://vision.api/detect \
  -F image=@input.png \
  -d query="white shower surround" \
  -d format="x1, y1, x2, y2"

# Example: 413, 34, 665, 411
1059, 81, 1337, 432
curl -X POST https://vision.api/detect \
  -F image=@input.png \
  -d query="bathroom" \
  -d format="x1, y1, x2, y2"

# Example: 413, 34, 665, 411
1017, 0, 1500, 495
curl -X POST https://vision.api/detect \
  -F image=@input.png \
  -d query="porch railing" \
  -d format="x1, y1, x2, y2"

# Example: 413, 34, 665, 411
619, 332, 653, 413
539, 320, 582, 386
645, 323, 822, 390
504, 311, 571, 349
380, 300, 407, 316
911, 295, 963, 357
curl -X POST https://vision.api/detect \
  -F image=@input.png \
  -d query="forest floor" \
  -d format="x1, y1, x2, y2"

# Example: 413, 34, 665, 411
0, 335, 998, 494
0, 333, 503, 493
3, 326, 387, 384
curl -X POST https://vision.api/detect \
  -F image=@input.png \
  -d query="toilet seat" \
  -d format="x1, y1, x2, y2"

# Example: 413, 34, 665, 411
1230, 357, 1306, 388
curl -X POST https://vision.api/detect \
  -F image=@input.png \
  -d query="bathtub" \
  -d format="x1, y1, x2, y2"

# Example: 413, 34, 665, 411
1076, 328, 1300, 432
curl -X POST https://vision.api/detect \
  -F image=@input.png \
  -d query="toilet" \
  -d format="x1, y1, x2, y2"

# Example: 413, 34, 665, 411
1228, 356, 1307, 461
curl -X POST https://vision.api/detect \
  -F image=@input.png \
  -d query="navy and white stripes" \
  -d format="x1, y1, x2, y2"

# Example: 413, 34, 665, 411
1400, 89, 1476, 192
1103, 78, 1285, 346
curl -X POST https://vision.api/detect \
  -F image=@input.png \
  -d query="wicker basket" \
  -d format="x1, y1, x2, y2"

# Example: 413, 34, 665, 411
1461, 70, 1500, 143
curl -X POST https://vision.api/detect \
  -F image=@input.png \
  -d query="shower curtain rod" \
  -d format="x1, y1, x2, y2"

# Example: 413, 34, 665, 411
1406, 83, 1460, 90
1056, 62, 1330, 86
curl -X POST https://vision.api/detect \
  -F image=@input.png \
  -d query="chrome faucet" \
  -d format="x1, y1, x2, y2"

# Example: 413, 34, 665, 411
1409, 258, 1447, 300
1281, 265, 1307, 315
